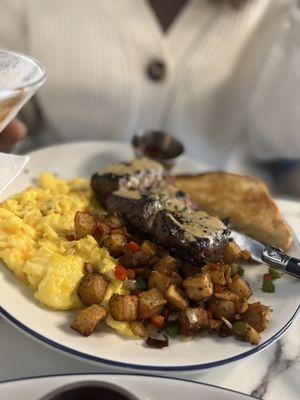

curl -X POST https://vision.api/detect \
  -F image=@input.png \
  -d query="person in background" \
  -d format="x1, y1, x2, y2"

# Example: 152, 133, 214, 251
1, 0, 300, 195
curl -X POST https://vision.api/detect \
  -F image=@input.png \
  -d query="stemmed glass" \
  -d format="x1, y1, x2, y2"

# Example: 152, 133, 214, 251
0, 49, 46, 193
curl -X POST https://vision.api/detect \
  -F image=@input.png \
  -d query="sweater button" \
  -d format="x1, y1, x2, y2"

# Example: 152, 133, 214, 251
146, 59, 167, 81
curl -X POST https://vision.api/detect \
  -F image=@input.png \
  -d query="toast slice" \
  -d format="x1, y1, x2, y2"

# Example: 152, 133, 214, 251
175, 172, 292, 251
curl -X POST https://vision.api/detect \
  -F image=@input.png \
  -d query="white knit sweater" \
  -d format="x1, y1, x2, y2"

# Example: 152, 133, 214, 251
1, 0, 300, 168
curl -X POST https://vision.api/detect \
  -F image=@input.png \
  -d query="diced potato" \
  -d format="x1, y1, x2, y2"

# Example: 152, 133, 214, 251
227, 277, 253, 301
165, 284, 188, 311
132, 251, 151, 267
241, 250, 251, 261
138, 288, 167, 320
71, 304, 107, 336
170, 271, 183, 287
235, 302, 248, 315
213, 290, 239, 302
154, 255, 179, 275
223, 241, 242, 264
83, 262, 94, 274
111, 227, 130, 238
183, 273, 213, 301
109, 294, 138, 321
224, 264, 232, 284
74, 211, 97, 239
148, 271, 171, 294
208, 318, 223, 332
102, 233, 127, 257
78, 272, 108, 306
179, 307, 209, 335
93, 220, 111, 238
105, 215, 123, 229
208, 299, 235, 321
129, 321, 148, 338
204, 264, 227, 286
244, 322, 260, 345
243, 302, 271, 333
140, 240, 158, 257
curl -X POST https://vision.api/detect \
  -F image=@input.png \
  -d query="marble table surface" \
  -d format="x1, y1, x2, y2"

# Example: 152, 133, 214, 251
0, 199, 299, 399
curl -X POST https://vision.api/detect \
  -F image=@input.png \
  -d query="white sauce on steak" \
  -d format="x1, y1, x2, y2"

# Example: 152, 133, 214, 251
168, 210, 226, 242
113, 190, 142, 200
98, 158, 162, 176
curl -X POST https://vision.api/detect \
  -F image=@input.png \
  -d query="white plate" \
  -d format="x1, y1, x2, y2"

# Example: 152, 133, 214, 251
0, 373, 255, 399
0, 141, 299, 374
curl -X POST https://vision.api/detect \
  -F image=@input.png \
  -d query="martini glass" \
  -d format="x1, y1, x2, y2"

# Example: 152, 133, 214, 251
0, 48, 46, 133
0, 49, 46, 194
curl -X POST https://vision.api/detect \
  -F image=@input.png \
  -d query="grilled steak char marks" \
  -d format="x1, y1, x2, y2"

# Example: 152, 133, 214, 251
91, 158, 230, 263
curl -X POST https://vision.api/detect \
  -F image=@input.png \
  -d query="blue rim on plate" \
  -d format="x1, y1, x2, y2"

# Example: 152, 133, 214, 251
0, 372, 259, 399
0, 304, 299, 372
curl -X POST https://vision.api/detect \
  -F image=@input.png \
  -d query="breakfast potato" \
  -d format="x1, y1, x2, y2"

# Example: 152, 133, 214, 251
109, 294, 138, 321
235, 302, 248, 315
208, 318, 223, 333
71, 304, 107, 336
102, 232, 127, 257
243, 322, 260, 345
243, 302, 271, 333
165, 284, 188, 311
170, 271, 183, 287
93, 220, 111, 239
78, 272, 108, 306
223, 241, 242, 264
105, 215, 123, 229
129, 321, 148, 338
213, 290, 239, 302
138, 288, 167, 319
111, 227, 132, 240
140, 240, 158, 257
75, 211, 97, 239
206, 264, 227, 286
179, 306, 209, 335
153, 255, 179, 275
183, 273, 213, 301
208, 299, 235, 321
227, 277, 253, 301
131, 251, 152, 267
148, 271, 171, 294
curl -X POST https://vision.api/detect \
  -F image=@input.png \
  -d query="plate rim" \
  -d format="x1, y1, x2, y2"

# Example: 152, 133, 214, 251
0, 141, 299, 373
0, 372, 258, 399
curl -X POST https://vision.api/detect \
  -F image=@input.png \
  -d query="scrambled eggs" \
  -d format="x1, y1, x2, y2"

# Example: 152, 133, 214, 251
0, 173, 134, 336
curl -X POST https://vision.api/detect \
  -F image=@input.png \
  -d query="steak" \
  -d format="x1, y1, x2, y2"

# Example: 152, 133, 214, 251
107, 186, 194, 232
91, 158, 168, 204
107, 190, 158, 233
151, 209, 230, 262
91, 158, 230, 262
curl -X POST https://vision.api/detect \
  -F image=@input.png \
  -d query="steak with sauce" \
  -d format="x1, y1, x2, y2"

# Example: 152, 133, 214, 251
151, 209, 230, 262
107, 186, 194, 233
91, 158, 230, 262
91, 158, 168, 204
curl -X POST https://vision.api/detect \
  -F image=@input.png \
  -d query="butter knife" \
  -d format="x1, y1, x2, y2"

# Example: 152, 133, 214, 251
230, 230, 300, 279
